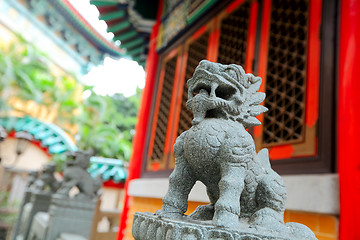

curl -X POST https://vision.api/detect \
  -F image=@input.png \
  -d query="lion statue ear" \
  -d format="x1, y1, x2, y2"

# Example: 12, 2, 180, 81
236, 74, 268, 129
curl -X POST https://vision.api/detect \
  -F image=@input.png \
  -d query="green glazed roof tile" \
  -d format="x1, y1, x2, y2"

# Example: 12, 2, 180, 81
89, 157, 127, 183
102, 169, 112, 181
14, 118, 28, 131
122, 38, 143, 50
50, 0, 123, 57
0, 119, 5, 126
22, 121, 39, 132
47, 123, 77, 151
90, 0, 118, 7
0, 116, 77, 154
126, 47, 143, 57
97, 164, 109, 175
42, 136, 62, 146
35, 131, 53, 141
91, 1, 153, 65
28, 124, 47, 135
107, 21, 131, 33
109, 165, 121, 175
88, 164, 100, 174
48, 144, 68, 154
3, 117, 16, 131
99, 10, 126, 21
114, 30, 137, 42
113, 170, 126, 183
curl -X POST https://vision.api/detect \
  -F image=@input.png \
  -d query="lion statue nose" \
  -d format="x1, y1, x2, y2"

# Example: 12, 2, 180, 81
190, 89, 210, 125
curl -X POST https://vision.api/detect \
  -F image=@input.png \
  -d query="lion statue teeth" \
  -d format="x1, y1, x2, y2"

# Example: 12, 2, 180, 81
155, 60, 317, 239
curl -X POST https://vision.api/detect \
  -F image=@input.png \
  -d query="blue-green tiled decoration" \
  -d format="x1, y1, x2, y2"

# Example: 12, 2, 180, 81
89, 157, 128, 184
0, 116, 77, 154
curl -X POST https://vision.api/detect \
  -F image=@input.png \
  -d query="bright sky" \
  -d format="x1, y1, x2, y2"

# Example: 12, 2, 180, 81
68, 0, 146, 97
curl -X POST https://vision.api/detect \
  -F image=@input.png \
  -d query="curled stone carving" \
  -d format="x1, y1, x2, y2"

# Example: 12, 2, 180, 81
133, 60, 317, 240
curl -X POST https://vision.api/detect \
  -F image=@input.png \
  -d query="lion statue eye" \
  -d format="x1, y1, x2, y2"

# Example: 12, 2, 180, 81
215, 85, 236, 100
193, 83, 211, 96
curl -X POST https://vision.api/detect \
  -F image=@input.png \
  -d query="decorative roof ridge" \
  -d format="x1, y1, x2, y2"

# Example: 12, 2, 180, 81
50, 0, 125, 57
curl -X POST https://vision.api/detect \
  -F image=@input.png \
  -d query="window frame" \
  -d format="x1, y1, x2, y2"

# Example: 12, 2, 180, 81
253, 0, 336, 174
141, 0, 336, 177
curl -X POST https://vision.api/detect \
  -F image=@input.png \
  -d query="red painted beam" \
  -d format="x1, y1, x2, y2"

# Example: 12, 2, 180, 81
305, 0, 321, 128
116, 1, 163, 239
338, 0, 360, 239
253, 0, 271, 138
245, 1, 258, 73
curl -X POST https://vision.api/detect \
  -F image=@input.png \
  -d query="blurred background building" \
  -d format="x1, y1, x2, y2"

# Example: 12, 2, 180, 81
0, 0, 128, 239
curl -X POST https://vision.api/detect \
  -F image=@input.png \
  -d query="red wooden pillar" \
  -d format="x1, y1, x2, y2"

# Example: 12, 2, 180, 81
338, 0, 360, 239
116, 1, 163, 239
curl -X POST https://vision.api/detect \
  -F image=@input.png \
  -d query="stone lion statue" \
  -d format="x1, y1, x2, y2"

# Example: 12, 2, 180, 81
155, 60, 316, 239
56, 151, 102, 200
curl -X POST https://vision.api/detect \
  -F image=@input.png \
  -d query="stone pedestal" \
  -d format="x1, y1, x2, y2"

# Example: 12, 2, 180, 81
11, 188, 32, 240
17, 191, 52, 240
28, 195, 97, 240
133, 212, 295, 240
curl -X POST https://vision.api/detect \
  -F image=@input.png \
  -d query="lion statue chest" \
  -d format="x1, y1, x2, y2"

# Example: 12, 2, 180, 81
182, 118, 253, 180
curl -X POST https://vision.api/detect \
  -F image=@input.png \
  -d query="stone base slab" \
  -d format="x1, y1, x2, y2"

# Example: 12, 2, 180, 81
132, 212, 295, 240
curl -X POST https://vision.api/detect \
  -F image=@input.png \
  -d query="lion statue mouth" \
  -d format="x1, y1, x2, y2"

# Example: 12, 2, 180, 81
186, 85, 228, 125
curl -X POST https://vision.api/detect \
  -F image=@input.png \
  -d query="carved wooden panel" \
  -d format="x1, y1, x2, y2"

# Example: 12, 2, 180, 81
150, 56, 177, 163
217, 2, 250, 66
262, 0, 309, 146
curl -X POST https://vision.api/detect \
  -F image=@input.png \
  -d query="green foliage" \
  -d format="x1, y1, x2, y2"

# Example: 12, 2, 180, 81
0, 35, 142, 165
76, 88, 141, 160
0, 35, 82, 115
52, 153, 68, 172
0, 192, 19, 226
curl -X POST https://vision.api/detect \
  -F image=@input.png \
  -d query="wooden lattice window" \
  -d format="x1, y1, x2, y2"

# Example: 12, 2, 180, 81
144, 0, 334, 175
217, 1, 251, 66
262, 0, 309, 146
148, 56, 177, 170
177, 32, 210, 137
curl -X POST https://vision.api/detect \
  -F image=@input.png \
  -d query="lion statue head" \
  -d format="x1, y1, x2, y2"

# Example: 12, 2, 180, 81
186, 60, 267, 129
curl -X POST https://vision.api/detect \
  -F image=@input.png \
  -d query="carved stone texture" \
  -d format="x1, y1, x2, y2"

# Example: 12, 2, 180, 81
133, 60, 317, 240
56, 151, 102, 200
134, 212, 293, 240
